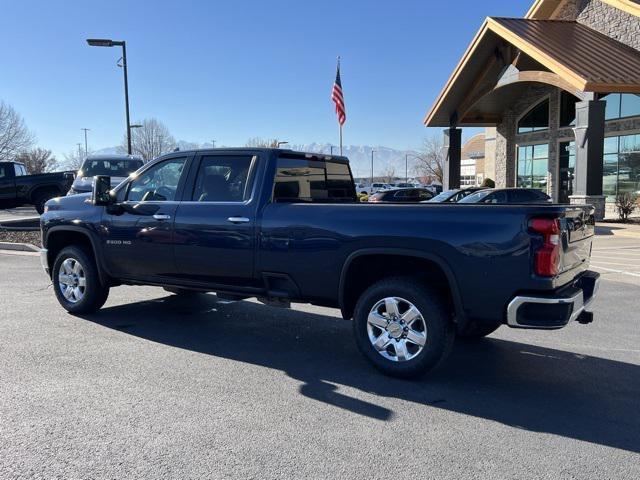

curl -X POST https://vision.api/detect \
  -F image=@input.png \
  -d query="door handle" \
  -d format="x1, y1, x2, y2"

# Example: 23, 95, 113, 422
227, 216, 250, 223
153, 214, 171, 221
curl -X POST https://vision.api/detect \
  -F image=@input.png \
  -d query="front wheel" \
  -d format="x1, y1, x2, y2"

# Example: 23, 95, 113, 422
353, 277, 455, 378
52, 246, 109, 314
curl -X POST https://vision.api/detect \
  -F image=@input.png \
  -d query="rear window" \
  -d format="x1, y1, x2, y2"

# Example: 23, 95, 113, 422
273, 157, 356, 203
80, 158, 144, 178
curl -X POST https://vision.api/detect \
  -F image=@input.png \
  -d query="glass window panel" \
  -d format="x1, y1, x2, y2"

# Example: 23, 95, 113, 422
560, 91, 578, 127
604, 136, 619, 155
517, 99, 549, 133
127, 158, 186, 202
192, 155, 254, 202
620, 94, 640, 119
533, 143, 549, 159
602, 93, 621, 120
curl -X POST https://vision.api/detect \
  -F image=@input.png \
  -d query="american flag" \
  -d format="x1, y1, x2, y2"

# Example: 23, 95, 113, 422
331, 61, 346, 126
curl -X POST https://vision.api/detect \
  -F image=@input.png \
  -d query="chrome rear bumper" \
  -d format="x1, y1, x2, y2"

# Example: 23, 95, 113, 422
507, 271, 600, 329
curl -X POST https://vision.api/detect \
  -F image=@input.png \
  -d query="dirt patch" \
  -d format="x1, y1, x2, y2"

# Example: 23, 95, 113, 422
0, 230, 41, 246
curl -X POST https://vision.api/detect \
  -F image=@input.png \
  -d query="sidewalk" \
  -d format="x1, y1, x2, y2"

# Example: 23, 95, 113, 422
596, 221, 640, 239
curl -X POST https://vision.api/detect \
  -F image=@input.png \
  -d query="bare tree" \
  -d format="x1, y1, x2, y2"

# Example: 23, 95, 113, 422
413, 136, 445, 184
245, 137, 281, 148
381, 166, 396, 183
15, 148, 59, 173
119, 118, 176, 161
0, 101, 34, 161
62, 148, 85, 171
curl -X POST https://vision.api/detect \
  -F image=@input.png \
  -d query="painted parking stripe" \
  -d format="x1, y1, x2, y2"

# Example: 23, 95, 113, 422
590, 260, 640, 267
591, 265, 640, 278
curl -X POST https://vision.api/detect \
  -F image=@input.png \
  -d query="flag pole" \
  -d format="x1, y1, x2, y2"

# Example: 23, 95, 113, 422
338, 56, 343, 156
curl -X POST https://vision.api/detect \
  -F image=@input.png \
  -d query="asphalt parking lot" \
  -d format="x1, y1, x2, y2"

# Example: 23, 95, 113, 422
1, 237, 639, 479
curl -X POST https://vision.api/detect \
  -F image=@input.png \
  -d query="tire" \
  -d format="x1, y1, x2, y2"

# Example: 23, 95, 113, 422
353, 277, 455, 378
456, 321, 500, 339
34, 191, 58, 215
52, 246, 109, 314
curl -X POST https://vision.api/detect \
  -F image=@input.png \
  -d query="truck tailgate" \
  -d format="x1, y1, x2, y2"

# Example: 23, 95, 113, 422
560, 205, 595, 274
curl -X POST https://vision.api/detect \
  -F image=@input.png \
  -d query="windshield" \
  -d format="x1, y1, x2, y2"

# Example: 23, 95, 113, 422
79, 159, 144, 178
458, 190, 492, 203
428, 190, 456, 202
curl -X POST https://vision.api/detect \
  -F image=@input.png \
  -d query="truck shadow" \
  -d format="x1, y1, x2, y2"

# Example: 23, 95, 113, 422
84, 293, 640, 453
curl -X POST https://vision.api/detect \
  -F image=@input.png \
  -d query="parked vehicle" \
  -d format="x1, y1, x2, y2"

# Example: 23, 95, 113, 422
369, 187, 434, 203
426, 187, 487, 203
68, 155, 144, 195
459, 188, 551, 204
40, 148, 599, 378
0, 161, 74, 214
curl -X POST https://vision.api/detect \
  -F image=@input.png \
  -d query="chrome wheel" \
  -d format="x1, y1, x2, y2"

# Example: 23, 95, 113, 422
367, 296, 427, 362
58, 258, 86, 304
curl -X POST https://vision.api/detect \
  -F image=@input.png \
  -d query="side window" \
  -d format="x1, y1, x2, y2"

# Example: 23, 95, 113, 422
485, 191, 508, 203
273, 157, 356, 203
127, 158, 186, 202
15, 165, 26, 176
192, 155, 255, 202
417, 190, 431, 200
0, 165, 6, 179
394, 190, 410, 198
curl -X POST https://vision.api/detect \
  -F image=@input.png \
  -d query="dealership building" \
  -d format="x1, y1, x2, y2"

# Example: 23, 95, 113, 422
425, 0, 640, 219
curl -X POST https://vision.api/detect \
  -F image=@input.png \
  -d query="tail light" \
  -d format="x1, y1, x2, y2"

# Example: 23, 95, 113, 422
529, 218, 561, 277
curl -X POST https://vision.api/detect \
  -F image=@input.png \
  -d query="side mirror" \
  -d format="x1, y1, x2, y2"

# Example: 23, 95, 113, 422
92, 175, 113, 206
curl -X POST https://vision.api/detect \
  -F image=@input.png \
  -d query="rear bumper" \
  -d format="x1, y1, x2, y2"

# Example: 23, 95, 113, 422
507, 271, 600, 329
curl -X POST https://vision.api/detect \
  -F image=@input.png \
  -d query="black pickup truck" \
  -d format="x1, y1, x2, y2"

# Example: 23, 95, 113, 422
0, 161, 74, 214
40, 148, 600, 377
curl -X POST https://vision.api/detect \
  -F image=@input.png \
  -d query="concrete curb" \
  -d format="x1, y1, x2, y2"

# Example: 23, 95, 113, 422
0, 242, 40, 252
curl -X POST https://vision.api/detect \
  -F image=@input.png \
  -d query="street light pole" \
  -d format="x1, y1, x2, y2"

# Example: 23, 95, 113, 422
86, 38, 132, 154
81, 128, 90, 157
371, 149, 375, 186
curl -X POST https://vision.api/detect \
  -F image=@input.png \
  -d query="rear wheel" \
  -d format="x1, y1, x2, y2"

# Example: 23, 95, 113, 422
353, 277, 455, 378
52, 246, 109, 314
457, 321, 500, 339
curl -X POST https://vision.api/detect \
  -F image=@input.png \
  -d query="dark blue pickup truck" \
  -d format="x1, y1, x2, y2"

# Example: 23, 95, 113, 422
40, 148, 599, 377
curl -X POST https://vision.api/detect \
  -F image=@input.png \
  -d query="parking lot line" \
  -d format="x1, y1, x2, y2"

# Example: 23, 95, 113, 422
590, 265, 640, 277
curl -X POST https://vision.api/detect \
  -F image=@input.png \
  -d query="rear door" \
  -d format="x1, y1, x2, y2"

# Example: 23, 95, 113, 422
172, 152, 260, 287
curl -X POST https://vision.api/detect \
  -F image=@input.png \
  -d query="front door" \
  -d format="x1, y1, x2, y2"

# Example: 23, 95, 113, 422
173, 153, 259, 287
559, 141, 575, 204
101, 156, 190, 279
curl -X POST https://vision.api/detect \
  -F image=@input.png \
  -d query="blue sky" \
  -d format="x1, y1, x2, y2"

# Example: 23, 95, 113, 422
1, 0, 529, 159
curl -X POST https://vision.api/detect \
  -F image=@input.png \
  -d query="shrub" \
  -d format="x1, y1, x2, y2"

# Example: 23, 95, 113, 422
481, 178, 495, 188
615, 193, 638, 222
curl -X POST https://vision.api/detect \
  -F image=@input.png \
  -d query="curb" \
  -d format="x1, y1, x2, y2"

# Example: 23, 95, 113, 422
0, 242, 40, 252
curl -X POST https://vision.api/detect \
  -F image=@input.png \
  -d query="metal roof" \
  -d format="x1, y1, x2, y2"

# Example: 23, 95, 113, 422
424, 17, 640, 127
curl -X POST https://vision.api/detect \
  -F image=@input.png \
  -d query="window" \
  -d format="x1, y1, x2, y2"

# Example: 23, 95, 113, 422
192, 155, 254, 202
19, 165, 27, 175
602, 133, 640, 202
517, 99, 549, 134
560, 91, 579, 127
81, 158, 144, 178
601, 93, 640, 120
0, 165, 6, 179
127, 158, 186, 202
517, 143, 549, 191
273, 157, 356, 203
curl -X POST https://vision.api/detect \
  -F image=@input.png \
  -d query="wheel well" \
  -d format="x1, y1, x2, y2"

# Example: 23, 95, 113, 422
340, 254, 458, 321
46, 231, 94, 273
31, 185, 62, 202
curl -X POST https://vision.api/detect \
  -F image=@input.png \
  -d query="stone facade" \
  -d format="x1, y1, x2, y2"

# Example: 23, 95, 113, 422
555, 0, 640, 50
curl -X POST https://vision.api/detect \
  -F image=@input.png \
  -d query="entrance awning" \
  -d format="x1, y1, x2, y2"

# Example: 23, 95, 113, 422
425, 18, 640, 127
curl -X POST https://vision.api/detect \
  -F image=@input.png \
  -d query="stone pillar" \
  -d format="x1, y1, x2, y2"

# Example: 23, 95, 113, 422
569, 99, 606, 220
443, 127, 461, 190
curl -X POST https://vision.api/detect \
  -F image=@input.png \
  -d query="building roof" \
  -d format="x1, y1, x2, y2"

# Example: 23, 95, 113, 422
461, 134, 485, 160
424, 17, 640, 127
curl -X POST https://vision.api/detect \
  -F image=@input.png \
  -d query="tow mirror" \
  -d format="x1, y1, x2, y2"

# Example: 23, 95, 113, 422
92, 175, 113, 206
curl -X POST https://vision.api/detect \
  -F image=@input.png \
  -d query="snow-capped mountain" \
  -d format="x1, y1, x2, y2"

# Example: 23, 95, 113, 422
94, 142, 421, 179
